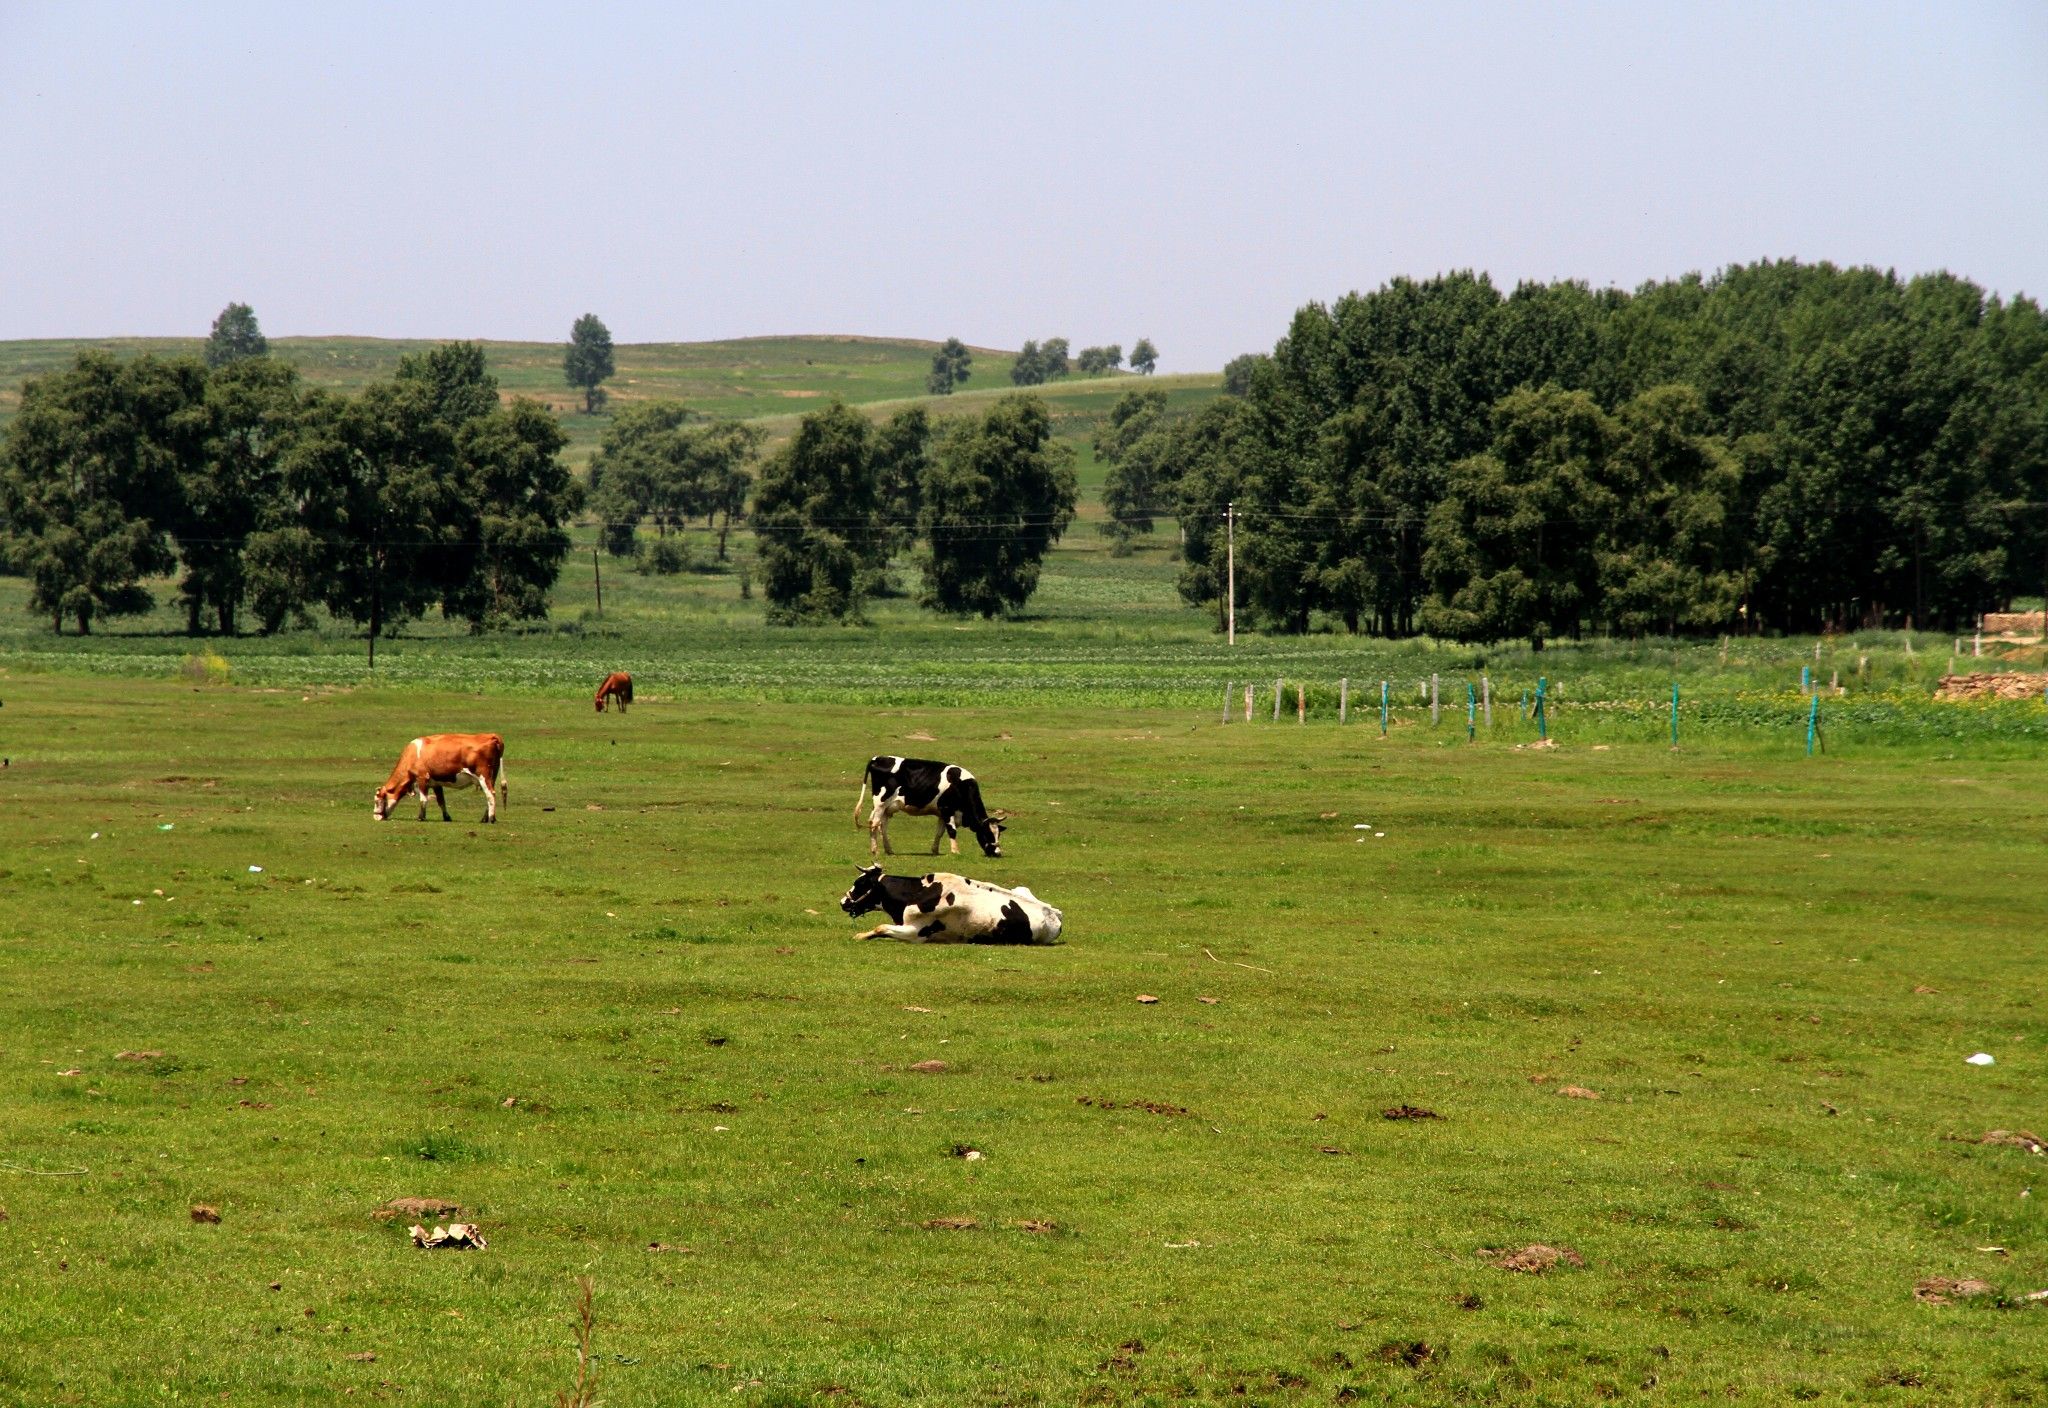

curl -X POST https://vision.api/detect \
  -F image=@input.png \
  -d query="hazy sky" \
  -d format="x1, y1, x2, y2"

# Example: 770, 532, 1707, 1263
3, 2, 2044, 370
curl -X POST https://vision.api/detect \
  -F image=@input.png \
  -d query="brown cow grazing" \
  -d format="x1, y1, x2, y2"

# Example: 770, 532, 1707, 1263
374, 733, 505, 823
594, 671, 634, 713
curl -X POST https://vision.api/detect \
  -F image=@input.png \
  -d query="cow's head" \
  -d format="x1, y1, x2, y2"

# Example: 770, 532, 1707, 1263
372, 786, 398, 821
841, 865, 888, 916
974, 810, 1009, 858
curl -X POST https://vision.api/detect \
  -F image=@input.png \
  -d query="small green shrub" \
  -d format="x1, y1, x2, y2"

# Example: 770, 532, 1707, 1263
636, 538, 693, 576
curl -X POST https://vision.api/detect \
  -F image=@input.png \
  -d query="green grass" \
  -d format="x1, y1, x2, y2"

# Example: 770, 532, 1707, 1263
2, 676, 2046, 1406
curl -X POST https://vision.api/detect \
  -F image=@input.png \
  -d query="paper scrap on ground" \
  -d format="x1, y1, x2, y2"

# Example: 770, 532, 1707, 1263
1966, 1052, 1996, 1066
410, 1222, 487, 1249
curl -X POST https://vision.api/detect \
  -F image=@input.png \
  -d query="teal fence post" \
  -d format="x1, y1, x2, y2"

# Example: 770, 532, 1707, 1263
1534, 677, 1548, 741
1801, 665, 1811, 694
1466, 682, 1476, 741
1806, 695, 1819, 756
1671, 682, 1680, 747
1380, 680, 1388, 737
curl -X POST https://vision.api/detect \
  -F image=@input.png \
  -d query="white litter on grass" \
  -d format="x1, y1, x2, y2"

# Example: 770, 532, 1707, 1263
132, 899, 143, 906
90, 833, 99, 840
157, 824, 174, 831
1353, 824, 1371, 830
1375, 832, 1385, 838
1967, 1053, 1997, 1066
248, 866, 263, 873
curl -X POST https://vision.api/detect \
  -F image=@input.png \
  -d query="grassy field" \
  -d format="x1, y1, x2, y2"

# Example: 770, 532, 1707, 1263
4, 380, 2048, 1402
2, 674, 2046, 1406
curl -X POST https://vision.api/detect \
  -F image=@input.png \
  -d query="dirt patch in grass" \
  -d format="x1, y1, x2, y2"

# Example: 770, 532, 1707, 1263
114, 1050, 164, 1061
1482, 1244, 1585, 1273
922, 1216, 980, 1230
1913, 1277, 1993, 1304
1076, 1096, 1192, 1117
1382, 1105, 1440, 1120
1955, 1129, 2047, 1155
189, 1204, 220, 1223
1015, 1219, 1057, 1234
1557, 1085, 1601, 1100
908, 1059, 949, 1074
373, 1197, 461, 1223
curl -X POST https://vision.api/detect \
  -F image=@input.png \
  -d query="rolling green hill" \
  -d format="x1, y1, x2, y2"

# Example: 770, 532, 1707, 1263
0, 334, 1219, 469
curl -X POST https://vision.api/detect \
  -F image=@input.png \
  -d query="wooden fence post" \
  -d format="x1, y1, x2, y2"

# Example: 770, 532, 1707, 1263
1430, 673, 1440, 726
1296, 682, 1305, 724
1222, 682, 1232, 725
1482, 674, 1491, 727
1244, 683, 1253, 723
1340, 678, 1349, 724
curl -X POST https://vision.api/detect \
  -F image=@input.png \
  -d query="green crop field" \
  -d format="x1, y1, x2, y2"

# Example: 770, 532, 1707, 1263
4, 432, 2048, 1404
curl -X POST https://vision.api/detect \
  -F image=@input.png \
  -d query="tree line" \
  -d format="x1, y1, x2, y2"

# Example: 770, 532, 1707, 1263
0, 316, 579, 657
1099, 261, 2048, 643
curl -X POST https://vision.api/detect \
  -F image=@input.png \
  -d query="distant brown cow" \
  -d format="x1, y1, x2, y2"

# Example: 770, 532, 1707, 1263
594, 671, 634, 713
374, 733, 505, 823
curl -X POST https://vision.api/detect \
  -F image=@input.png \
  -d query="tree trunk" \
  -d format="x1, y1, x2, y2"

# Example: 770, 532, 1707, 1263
186, 596, 203, 635
717, 507, 733, 561
369, 573, 381, 670
77, 606, 92, 635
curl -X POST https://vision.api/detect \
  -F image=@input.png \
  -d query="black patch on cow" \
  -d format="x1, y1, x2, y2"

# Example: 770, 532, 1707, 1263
916, 921, 947, 939
945, 891, 956, 905
988, 900, 1036, 945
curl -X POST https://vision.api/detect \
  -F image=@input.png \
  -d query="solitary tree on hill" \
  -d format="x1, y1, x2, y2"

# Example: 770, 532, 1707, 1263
564, 313, 616, 414
205, 302, 269, 366
1129, 338, 1158, 375
927, 337, 974, 395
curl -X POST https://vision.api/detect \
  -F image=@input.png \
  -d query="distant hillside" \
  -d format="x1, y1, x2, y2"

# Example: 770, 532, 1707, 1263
0, 333, 1217, 472
0, 333, 1020, 423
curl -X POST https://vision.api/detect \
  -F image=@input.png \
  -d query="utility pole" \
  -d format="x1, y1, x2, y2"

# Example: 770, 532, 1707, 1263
593, 545, 604, 619
1226, 501, 1236, 646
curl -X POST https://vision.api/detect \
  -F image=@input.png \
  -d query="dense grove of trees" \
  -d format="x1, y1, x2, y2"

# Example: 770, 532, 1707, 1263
0, 339, 580, 653
1102, 262, 2048, 643
1012, 337, 1156, 385
756, 395, 1076, 623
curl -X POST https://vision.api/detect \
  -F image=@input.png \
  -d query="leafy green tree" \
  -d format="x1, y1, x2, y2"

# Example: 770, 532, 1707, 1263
1220, 353, 1265, 396
1595, 385, 1745, 635
689, 419, 766, 561
869, 407, 932, 571
0, 351, 196, 632
1076, 345, 1123, 376
280, 379, 479, 664
444, 399, 582, 629
919, 394, 1078, 617
1420, 386, 1620, 649
1010, 340, 1046, 386
175, 357, 303, 633
1039, 338, 1071, 380
1129, 338, 1158, 375
926, 337, 973, 395
1095, 388, 1170, 551
564, 313, 616, 414
204, 302, 269, 367
753, 401, 879, 623
588, 401, 695, 545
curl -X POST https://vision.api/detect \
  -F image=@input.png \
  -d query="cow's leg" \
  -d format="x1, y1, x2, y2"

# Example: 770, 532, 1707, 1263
434, 785, 451, 821
931, 814, 946, 854
480, 768, 497, 823
947, 817, 961, 856
414, 783, 430, 821
855, 923, 923, 942
874, 804, 896, 857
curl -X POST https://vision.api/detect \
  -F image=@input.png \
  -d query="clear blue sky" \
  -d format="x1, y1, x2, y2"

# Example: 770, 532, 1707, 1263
3, 2, 2043, 370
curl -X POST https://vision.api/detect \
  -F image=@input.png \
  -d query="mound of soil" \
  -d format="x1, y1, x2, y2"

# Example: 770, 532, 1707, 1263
1481, 1244, 1585, 1273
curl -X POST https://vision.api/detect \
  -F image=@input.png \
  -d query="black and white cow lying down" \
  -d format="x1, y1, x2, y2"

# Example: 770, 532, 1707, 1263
853, 755, 1007, 859
839, 866, 1063, 945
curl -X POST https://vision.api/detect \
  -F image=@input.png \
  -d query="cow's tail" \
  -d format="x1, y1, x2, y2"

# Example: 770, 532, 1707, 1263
496, 747, 507, 809
853, 764, 872, 827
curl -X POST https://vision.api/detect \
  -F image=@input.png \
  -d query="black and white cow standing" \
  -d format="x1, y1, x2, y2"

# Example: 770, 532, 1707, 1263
853, 755, 1007, 859
839, 866, 1063, 944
